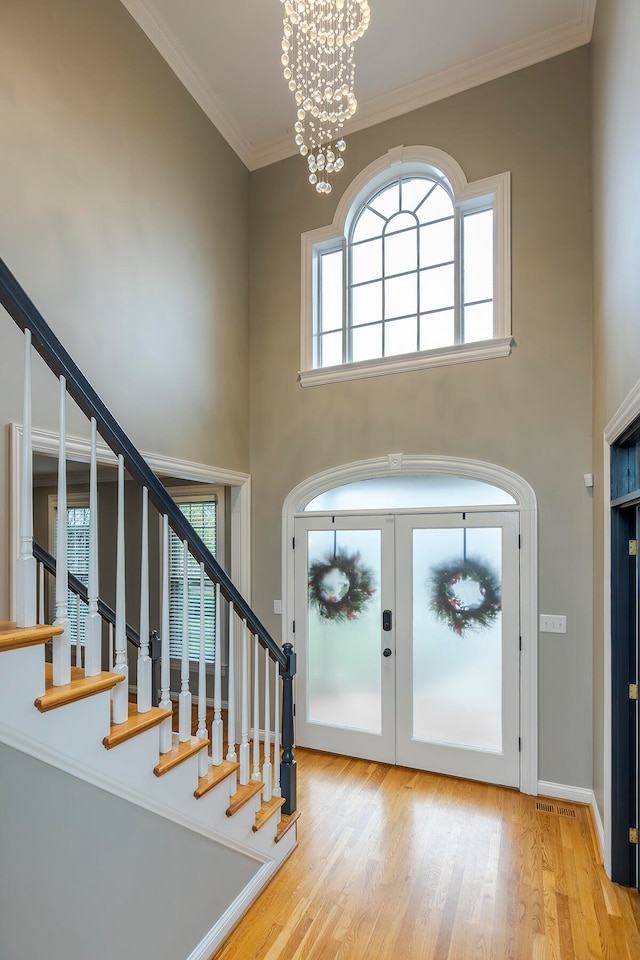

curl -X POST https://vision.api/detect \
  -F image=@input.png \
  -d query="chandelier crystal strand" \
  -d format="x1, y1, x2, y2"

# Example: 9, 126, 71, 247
280, 0, 371, 194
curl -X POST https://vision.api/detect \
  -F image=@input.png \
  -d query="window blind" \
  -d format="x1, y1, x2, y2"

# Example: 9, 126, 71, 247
168, 500, 217, 662
53, 504, 90, 646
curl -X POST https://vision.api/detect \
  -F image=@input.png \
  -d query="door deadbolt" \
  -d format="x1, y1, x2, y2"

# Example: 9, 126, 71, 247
383, 647, 392, 658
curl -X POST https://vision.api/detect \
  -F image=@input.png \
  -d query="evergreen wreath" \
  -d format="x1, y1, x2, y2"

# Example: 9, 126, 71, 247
308, 549, 376, 622
429, 557, 501, 636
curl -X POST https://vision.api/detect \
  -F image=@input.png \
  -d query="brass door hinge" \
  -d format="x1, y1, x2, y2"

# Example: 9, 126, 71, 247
630, 827, 639, 845
630, 684, 639, 701
629, 539, 638, 557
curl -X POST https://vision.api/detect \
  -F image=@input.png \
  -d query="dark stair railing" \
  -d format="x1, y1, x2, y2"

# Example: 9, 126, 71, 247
32, 540, 164, 708
1, 257, 296, 814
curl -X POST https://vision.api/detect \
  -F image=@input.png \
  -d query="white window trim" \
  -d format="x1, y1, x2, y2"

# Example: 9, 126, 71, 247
300, 145, 512, 387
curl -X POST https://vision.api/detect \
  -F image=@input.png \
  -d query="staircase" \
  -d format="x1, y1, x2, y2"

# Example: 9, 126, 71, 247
0, 259, 299, 960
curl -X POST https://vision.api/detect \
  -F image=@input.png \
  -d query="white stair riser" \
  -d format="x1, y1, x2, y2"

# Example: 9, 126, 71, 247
0, 645, 45, 721
0, 645, 295, 864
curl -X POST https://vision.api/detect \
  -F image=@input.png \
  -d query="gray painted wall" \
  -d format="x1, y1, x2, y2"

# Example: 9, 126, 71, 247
591, 0, 640, 817
249, 49, 593, 788
0, 0, 250, 616
0, 743, 259, 960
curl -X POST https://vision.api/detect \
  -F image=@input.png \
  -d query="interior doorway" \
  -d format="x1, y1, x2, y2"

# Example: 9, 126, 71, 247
609, 430, 640, 890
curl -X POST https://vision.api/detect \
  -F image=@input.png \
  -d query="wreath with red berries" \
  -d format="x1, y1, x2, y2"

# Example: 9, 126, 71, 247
308, 550, 376, 622
429, 557, 501, 636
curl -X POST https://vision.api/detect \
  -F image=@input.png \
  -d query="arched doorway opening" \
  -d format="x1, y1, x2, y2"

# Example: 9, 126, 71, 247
282, 455, 538, 793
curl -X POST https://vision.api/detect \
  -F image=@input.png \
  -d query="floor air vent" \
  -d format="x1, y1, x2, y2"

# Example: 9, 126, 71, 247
536, 800, 578, 818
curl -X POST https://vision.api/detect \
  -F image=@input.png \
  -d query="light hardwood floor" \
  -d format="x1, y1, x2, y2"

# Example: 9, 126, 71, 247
211, 748, 640, 960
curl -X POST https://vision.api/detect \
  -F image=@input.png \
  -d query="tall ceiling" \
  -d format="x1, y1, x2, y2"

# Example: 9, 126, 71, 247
119, 0, 596, 170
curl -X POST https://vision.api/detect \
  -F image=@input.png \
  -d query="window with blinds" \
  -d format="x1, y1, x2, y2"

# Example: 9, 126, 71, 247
50, 499, 90, 646
168, 498, 218, 662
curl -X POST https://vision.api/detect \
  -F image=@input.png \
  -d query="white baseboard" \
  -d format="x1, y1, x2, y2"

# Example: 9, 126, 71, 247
589, 790, 605, 861
186, 841, 298, 960
538, 781, 605, 863
537, 780, 592, 805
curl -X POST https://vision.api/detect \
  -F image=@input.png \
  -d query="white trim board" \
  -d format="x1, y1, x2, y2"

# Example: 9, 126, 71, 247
282, 454, 539, 795
537, 780, 592, 805
8, 422, 252, 624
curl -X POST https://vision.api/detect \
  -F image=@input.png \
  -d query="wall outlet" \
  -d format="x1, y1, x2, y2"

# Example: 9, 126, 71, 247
273, 600, 282, 615
540, 614, 567, 634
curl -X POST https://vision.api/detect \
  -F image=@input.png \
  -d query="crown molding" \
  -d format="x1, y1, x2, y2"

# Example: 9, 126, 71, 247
118, 0, 253, 166
119, 0, 596, 174
248, 0, 597, 171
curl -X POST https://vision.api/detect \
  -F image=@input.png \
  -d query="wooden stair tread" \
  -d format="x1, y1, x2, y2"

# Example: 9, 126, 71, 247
275, 810, 301, 844
103, 703, 172, 749
154, 733, 209, 777
252, 796, 286, 833
35, 663, 125, 712
226, 779, 264, 817
194, 759, 240, 799
0, 623, 63, 653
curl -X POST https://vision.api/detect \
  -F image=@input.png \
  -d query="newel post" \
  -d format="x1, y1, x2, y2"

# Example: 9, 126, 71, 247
280, 642, 297, 815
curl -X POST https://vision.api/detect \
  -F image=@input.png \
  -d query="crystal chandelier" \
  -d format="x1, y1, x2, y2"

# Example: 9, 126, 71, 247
280, 0, 371, 194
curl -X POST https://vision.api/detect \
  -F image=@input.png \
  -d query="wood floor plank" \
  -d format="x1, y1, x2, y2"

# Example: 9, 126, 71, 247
210, 750, 640, 960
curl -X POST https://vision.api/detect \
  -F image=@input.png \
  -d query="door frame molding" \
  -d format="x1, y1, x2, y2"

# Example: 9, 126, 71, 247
603, 376, 640, 878
282, 454, 538, 794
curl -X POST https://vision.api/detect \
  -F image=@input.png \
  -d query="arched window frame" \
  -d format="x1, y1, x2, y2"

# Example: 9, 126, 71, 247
300, 145, 512, 387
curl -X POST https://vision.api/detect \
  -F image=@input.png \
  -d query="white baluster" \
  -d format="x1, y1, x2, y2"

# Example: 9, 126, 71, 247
108, 622, 114, 672
75, 595, 81, 667
84, 418, 101, 676
252, 633, 261, 781
239, 620, 250, 785
178, 540, 191, 742
273, 659, 281, 798
211, 582, 223, 764
159, 515, 173, 754
16, 330, 36, 628
197, 563, 208, 777
262, 649, 272, 801
112, 455, 129, 723
52, 377, 71, 686
37, 562, 44, 625
226, 602, 237, 762
137, 486, 152, 713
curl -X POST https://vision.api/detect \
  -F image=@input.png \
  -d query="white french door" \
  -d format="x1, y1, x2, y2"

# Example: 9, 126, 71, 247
294, 516, 396, 763
294, 511, 521, 787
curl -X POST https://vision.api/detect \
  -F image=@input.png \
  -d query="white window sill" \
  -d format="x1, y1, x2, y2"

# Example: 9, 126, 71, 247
299, 337, 513, 388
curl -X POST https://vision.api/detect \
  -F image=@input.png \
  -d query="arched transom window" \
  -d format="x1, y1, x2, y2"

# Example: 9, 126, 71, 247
300, 146, 511, 386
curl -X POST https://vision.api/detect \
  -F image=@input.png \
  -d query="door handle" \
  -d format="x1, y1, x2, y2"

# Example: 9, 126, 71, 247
382, 609, 393, 632
383, 647, 392, 658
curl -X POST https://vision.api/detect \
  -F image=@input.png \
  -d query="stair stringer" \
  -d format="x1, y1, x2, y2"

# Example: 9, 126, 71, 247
0, 738, 296, 960
0, 643, 298, 867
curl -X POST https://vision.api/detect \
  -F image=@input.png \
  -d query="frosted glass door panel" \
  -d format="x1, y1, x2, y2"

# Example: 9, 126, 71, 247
411, 526, 503, 751
307, 528, 382, 733
395, 512, 519, 787
295, 516, 396, 764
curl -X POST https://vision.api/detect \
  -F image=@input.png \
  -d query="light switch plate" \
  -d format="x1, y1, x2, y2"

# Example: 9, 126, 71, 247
540, 614, 567, 634
273, 600, 282, 615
